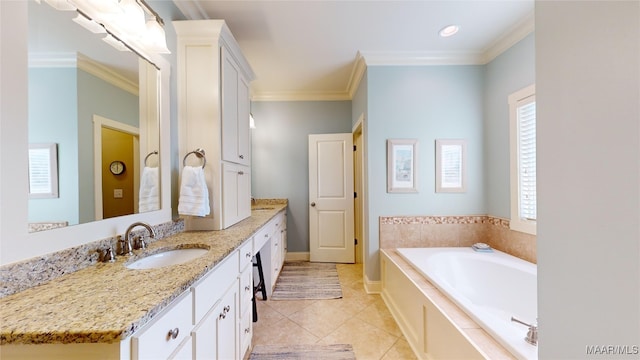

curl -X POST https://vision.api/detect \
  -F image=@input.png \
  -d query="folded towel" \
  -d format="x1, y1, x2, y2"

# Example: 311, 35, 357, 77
139, 166, 160, 212
472, 243, 493, 252
178, 166, 210, 217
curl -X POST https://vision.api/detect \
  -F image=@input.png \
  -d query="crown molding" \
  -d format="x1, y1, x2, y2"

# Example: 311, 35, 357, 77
28, 52, 138, 95
77, 53, 139, 96
251, 90, 351, 102
481, 11, 535, 64
251, 10, 534, 102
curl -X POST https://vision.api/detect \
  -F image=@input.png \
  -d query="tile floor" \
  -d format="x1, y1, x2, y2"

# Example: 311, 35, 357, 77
250, 263, 417, 360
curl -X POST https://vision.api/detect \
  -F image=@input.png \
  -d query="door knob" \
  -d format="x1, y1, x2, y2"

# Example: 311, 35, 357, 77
310, 202, 316, 207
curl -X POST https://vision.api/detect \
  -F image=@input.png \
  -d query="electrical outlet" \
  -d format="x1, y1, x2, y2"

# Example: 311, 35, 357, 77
114, 189, 123, 198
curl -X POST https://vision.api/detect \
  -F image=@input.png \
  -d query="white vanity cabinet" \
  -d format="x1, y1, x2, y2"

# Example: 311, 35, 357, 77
255, 212, 287, 298
131, 292, 193, 360
238, 239, 254, 357
191, 249, 241, 360
175, 20, 255, 231
222, 163, 252, 227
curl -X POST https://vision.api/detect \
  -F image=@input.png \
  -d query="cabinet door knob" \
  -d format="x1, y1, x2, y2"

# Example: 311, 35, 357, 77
246, 252, 252, 258
238, 171, 244, 175
239, 155, 244, 159
310, 202, 316, 207
167, 327, 179, 340
245, 285, 251, 291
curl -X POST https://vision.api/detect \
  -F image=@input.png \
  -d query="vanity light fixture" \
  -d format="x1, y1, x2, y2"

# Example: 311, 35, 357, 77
439, 24, 460, 38
44, 0, 171, 57
102, 33, 130, 52
72, 12, 105, 34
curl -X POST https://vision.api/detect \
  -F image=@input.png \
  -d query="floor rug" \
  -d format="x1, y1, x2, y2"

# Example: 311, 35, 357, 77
249, 344, 355, 360
270, 261, 342, 300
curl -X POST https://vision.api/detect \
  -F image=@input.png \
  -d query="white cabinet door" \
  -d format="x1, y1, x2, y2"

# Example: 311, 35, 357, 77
192, 305, 218, 360
237, 75, 251, 166
216, 282, 238, 360
222, 163, 251, 228
221, 47, 250, 167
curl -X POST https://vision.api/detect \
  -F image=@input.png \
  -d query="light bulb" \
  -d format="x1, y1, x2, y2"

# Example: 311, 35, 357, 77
145, 20, 171, 54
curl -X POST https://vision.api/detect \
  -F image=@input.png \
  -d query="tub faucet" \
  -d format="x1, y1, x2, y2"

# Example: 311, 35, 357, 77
511, 317, 538, 346
120, 222, 156, 255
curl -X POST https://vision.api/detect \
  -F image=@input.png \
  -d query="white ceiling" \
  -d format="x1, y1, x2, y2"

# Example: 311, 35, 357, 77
174, 1, 534, 101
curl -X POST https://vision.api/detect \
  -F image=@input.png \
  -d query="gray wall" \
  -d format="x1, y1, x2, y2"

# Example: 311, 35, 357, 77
537, 1, 640, 356
483, 33, 535, 219
250, 101, 352, 253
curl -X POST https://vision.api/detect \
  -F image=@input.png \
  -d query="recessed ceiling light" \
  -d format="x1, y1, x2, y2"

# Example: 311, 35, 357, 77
439, 25, 460, 38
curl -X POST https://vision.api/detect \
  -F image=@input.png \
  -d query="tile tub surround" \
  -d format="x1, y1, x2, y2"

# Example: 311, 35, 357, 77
0, 220, 185, 298
0, 201, 287, 345
379, 215, 536, 263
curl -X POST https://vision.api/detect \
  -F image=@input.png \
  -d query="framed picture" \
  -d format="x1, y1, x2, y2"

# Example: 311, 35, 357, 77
387, 139, 418, 193
435, 139, 466, 193
28, 143, 59, 199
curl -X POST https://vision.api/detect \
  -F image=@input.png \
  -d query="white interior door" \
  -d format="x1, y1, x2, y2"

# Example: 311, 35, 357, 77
309, 133, 354, 263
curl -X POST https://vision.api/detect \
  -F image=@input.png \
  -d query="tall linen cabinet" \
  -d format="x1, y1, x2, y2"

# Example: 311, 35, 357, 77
174, 20, 255, 230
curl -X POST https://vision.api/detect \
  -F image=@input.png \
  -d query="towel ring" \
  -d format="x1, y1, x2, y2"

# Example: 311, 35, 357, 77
144, 151, 158, 167
183, 148, 207, 168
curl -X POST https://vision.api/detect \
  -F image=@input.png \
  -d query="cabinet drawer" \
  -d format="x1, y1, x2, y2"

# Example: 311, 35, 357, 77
239, 266, 253, 314
132, 292, 192, 360
239, 239, 253, 271
192, 252, 239, 324
253, 223, 273, 253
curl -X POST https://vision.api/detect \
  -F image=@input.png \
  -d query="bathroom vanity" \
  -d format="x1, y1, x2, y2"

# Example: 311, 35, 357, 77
0, 203, 287, 360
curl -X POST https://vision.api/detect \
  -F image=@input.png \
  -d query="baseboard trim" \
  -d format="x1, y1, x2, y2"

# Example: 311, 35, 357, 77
364, 274, 382, 294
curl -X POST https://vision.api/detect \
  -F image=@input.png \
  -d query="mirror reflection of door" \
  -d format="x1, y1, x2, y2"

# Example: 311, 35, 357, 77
94, 115, 140, 220
101, 127, 136, 218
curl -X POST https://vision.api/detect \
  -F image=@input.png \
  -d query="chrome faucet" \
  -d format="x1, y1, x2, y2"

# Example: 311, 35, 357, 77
511, 317, 538, 346
120, 222, 156, 255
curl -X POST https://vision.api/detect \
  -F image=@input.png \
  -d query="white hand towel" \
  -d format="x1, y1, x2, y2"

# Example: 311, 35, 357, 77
178, 166, 210, 217
139, 166, 160, 212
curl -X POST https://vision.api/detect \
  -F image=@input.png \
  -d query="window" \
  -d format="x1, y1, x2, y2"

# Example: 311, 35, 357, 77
28, 143, 59, 199
509, 85, 536, 235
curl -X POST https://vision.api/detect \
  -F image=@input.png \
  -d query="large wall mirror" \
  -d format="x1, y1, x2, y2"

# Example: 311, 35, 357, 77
27, 1, 161, 232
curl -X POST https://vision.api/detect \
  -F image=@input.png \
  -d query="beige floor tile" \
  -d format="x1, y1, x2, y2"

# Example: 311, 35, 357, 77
287, 299, 353, 338
319, 317, 399, 360
381, 337, 417, 360
252, 317, 320, 346
262, 298, 317, 316
251, 263, 415, 360
356, 297, 403, 337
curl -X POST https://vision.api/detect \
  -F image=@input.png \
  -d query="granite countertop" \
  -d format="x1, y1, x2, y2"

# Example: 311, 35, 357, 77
0, 201, 287, 345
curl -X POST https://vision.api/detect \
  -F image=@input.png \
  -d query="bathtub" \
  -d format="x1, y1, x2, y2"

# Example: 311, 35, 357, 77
396, 247, 537, 360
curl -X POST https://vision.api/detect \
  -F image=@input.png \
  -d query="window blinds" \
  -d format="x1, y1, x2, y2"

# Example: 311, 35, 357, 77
517, 97, 536, 221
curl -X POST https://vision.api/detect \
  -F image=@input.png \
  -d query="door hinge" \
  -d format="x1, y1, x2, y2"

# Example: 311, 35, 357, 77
354, 239, 358, 245
353, 145, 357, 151
354, 192, 357, 198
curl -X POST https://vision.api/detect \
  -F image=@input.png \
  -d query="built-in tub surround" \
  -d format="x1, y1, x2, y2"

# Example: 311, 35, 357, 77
0, 202, 287, 345
381, 249, 516, 360
396, 247, 537, 360
0, 220, 185, 298
379, 215, 536, 263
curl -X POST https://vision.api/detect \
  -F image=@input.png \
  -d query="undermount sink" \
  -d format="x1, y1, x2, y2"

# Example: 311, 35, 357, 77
126, 248, 209, 270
